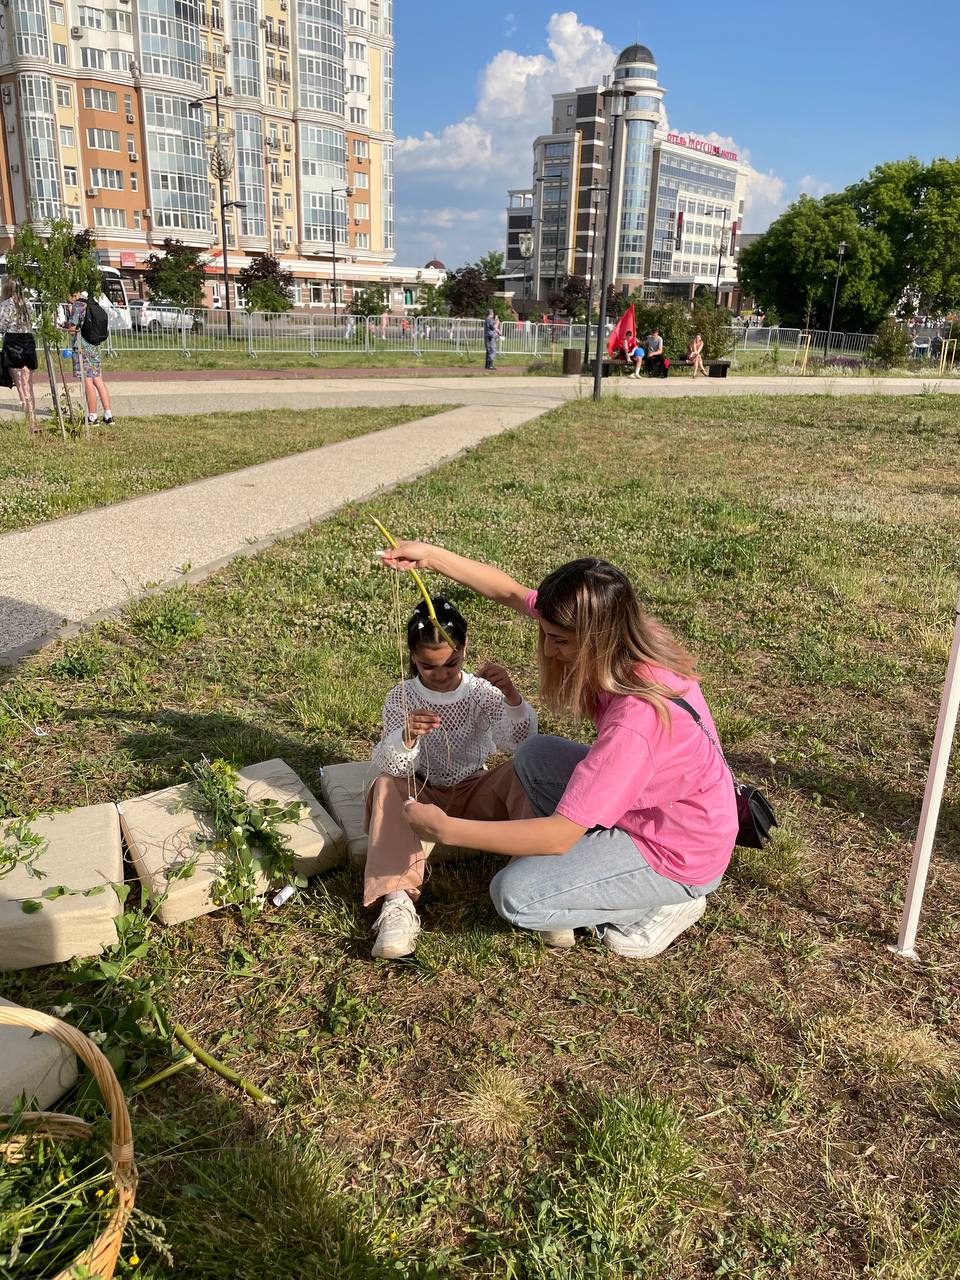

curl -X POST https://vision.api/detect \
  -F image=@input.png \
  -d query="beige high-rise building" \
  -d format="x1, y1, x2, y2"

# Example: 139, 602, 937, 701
0, 1, 442, 308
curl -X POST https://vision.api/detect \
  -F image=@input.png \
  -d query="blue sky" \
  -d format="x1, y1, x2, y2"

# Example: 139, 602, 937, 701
393, 3, 960, 269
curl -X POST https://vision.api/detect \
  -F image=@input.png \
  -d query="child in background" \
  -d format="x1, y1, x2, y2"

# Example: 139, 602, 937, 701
365, 596, 537, 959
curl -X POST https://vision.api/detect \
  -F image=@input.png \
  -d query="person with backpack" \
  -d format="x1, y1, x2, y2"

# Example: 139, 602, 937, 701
66, 288, 114, 426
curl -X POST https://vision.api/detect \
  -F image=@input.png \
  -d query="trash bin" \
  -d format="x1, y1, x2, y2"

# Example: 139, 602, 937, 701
707, 360, 731, 378
562, 346, 583, 376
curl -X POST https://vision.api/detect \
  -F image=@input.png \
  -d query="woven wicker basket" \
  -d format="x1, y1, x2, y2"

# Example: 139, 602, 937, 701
0, 1005, 137, 1280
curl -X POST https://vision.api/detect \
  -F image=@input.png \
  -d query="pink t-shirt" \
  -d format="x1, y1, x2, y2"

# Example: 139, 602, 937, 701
524, 589, 737, 885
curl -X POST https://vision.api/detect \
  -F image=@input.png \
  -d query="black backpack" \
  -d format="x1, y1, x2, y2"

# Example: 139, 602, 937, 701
80, 296, 109, 346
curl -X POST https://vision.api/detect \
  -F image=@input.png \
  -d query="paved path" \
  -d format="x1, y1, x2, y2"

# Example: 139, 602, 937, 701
2, 370, 958, 665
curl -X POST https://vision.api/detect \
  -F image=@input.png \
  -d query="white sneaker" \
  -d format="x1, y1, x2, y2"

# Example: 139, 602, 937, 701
602, 897, 706, 959
539, 929, 576, 949
371, 892, 421, 959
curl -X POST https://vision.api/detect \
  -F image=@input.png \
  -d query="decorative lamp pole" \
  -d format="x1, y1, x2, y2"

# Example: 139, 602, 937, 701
330, 185, 353, 319
824, 239, 847, 362
518, 230, 534, 318
188, 88, 244, 336
713, 208, 729, 307
592, 85, 634, 403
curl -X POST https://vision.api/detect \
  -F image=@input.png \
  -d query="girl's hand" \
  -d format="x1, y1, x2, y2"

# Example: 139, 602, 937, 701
476, 661, 522, 707
403, 800, 449, 843
403, 710, 441, 749
381, 540, 437, 571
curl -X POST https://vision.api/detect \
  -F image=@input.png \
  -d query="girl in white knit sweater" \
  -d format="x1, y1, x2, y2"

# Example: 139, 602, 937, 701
365, 596, 537, 958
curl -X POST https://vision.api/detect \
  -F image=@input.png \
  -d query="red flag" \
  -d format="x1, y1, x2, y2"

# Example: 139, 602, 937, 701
607, 304, 636, 358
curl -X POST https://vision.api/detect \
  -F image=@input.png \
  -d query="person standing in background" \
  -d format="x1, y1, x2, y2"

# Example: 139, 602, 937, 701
484, 308, 501, 370
0, 276, 39, 437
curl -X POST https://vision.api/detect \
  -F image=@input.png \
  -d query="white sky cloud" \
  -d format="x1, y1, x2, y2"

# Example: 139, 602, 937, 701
798, 174, 834, 198
395, 11, 788, 264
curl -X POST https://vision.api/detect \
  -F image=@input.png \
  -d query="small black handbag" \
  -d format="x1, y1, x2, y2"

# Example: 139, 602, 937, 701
672, 697, 777, 849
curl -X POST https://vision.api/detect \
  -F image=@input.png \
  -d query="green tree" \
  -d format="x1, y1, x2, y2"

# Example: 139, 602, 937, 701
350, 284, 388, 317
847, 157, 960, 314
689, 299, 734, 362
738, 195, 892, 331
6, 217, 100, 438
478, 249, 504, 282
236, 253, 293, 313
442, 264, 494, 317
143, 238, 206, 310
412, 283, 448, 317
549, 274, 590, 319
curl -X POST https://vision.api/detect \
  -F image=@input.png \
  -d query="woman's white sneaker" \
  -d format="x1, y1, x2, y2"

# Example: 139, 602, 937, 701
602, 897, 707, 959
539, 928, 576, 949
371, 891, 421, 959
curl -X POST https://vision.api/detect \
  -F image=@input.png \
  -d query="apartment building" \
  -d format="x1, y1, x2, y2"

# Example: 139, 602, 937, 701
504, 43, 750, 310
0, 0, 440, 309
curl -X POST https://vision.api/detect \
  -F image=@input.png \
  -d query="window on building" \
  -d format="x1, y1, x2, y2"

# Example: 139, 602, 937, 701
348, 7, 366, 26
134, 211, 141, 229
90, 167, 123, 189
108, 50, 127, 71
53, 43, 67, 65
130, 172, 138, 191
106, 8, 132, 32
349, 107, 367, 125
566, 104, 574, 116
56, 83, 72, 107
281, 91, 289, 109
268, 89, 277, 106
352, 139, 369, 158
63, 166, 78, 186
50, 2, 66, 23
310, 282, 324, 304
282, 125, 290, 144
67, 205, 83, 225
87, 127, 120, 150
59, 125, 75, 148
81, 47, 106, 70
355, 232, 369, 249
284, 193, 292, 210
83, 88, 117, 112
353, 201, 368, 219
93, 207, 127, 228
353, 170, 368, 188
78, 6, 104, 29
349, 41, 366, 59
350, 75, 367, 92
283, 160, 291, 178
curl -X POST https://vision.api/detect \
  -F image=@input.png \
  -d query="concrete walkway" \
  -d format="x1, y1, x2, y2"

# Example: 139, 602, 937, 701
2, 370, 958, 665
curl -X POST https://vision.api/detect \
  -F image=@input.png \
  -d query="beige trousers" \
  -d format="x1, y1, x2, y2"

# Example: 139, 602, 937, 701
362, 763, 531, 906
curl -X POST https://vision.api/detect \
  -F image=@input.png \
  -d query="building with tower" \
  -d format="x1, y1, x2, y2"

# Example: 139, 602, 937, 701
503, 43, 750, 312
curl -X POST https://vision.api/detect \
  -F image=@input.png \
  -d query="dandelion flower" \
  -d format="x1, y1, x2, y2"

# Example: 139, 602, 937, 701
129, 1253, 140, 1266
95, 1189, 105, 1198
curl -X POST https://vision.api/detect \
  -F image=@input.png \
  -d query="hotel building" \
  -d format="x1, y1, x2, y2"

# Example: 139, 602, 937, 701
504, 43, 750, 310
0, 0, 443, 309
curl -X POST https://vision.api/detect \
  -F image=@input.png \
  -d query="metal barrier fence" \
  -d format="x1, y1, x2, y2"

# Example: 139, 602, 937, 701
105, 310, 600, 360
725, 326, 876, 359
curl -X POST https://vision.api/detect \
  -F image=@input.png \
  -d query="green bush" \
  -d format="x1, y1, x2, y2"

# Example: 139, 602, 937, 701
691, 300, 734, 362
870, 318, 911, 367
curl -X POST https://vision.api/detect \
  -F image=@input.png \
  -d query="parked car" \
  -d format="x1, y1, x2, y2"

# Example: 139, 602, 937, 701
129, 301, 196, 333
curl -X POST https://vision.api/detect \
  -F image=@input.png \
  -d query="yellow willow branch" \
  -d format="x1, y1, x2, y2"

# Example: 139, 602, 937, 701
371, 516, 456, 647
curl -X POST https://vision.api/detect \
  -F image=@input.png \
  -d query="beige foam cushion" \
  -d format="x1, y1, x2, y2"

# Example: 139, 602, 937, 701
319, 761, 474, 867
118, 758, 345, 925
0, 998, 78, 1111
0, 804, 123, 971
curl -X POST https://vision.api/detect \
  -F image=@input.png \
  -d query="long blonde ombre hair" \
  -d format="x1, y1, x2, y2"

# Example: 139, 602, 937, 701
535, 558, 699, 726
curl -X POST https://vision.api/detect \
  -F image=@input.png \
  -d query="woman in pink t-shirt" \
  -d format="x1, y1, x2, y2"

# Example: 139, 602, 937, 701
381, 543, 738, 959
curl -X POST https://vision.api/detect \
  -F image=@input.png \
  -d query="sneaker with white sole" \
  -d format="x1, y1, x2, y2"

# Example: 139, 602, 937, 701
539, 928, 576, 949
602, 896, 707, 959
371, 892, 421, 959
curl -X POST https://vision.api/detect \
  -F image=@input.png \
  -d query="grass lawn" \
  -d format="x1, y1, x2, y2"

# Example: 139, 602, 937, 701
100, 348, 553, 373
0, 404, 451, 533
2, 394, 960, 1278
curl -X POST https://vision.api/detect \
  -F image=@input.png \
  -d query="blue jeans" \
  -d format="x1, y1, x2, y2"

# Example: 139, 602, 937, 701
489, 736, 723, 932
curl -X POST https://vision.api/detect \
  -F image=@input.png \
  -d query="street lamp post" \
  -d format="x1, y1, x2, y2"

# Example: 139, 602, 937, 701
583, 184, 603, 369
593, 86, 634, 403
824, 239, 847, 363
329, 185, 353, 319
518, 230, 534, 319
713, 208, 729, 307
188, 88, 244, 337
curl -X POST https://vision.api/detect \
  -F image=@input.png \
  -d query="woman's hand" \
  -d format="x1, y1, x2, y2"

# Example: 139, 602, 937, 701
403, 710, 441, 749
381, 540, 438, 572
403, 800, 449, 843
476, 661, 522, 707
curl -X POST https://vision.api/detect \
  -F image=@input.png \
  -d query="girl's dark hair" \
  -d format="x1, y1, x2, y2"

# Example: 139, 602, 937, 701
406, 595, 467, 675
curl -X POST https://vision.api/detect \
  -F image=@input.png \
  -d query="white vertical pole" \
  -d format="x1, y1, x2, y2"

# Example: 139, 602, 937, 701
890, 591, 960, 959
